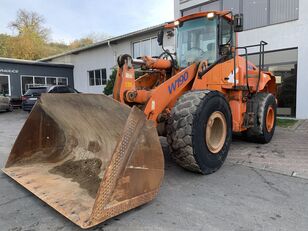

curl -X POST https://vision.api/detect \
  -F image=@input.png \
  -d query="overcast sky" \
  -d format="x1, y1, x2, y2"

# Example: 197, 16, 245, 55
0, 0, 174, 43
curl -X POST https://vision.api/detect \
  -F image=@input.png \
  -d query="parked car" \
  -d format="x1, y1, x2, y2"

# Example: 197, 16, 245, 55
0, 94, 13, 112
22, 85, 79, 111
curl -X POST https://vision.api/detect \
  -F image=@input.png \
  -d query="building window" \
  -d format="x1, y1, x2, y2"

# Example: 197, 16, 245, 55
34, 76, 45, 85
270, 0, 299, 25
89, 71, 95, 86
21, 75, 68, 94
243, 0, 268, 30
271, 64, 297, 117
0, 74, 10, 95
88, 69, 107, 86
47, 77, 57, 85
227, 0, 299, 30
21, 76, 33, 94
58, 77, 68, 85
247, 48, 298, 117
133, 37, 163, 58
181, 0, 299, 30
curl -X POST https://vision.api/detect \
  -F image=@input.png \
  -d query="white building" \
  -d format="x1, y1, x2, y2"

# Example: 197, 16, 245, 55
175, 0, 306, 118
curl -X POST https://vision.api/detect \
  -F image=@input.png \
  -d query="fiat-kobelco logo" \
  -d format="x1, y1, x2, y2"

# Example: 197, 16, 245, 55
168, 72, 189, 94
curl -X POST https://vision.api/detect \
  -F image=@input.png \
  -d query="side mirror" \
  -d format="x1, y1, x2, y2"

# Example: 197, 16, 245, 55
234, 14, 244, 32
157, 29, 164, 46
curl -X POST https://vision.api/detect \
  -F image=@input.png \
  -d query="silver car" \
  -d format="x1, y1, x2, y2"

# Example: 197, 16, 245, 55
0, 94, 13, 112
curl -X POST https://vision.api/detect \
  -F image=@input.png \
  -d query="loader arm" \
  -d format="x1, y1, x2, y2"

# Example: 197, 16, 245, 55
113, 56, 198, 123
143, 64, 197, 122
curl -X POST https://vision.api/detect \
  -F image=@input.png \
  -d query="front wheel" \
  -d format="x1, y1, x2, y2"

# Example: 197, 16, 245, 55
167, 91, 232, 174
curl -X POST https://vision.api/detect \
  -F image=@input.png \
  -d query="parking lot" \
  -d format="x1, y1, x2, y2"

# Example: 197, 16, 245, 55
1, 110, 308, 231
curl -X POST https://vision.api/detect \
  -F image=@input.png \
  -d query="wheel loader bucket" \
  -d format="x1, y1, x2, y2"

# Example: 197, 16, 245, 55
2, 94, 164, 229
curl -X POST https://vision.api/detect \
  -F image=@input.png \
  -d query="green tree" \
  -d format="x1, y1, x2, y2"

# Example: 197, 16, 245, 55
0, 34, 11, 57
69, 37, 94, 49
44, 42, 70, 56
104, 68, 117, 95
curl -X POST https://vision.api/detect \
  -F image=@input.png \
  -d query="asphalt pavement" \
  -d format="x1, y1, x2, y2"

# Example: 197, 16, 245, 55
0, 110, 308, 231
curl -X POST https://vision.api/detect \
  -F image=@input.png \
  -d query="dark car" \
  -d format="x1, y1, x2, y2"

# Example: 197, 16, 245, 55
22, 85, 79, 111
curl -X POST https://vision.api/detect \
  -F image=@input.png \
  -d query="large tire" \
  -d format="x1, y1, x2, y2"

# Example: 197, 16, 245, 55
166, 91, 232, 174
245, 93, 277, 144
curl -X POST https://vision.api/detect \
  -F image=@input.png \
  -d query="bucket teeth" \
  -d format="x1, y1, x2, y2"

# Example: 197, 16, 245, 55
2, 94, 164, 229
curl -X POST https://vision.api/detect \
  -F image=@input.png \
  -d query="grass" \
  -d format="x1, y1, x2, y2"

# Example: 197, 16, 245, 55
276, 118, 298, 128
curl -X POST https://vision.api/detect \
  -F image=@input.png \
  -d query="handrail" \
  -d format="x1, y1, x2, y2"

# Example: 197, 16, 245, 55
232, 41, 268, 95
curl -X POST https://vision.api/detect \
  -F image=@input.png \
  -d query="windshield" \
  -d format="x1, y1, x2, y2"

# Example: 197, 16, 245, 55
177, 17, 217, 68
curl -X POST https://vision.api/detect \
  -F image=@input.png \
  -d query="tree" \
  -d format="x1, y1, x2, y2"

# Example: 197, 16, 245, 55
69, 37, 94, 49
0, 34, 11, 57
9, 9, 49, 40
68, 32, 112, 50
7, 9, 50, 60
0, 9, 110, 60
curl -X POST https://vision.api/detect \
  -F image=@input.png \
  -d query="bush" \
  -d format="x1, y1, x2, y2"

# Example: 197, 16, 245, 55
103, 67, 145, 95
103, 68, 117, 95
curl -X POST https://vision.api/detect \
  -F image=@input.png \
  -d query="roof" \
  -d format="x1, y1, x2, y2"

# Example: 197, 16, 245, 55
39, 24, 165, 62
0, 57, 74, 68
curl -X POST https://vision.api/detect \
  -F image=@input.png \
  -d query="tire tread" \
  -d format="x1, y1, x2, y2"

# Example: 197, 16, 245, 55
167, 90, 211, 173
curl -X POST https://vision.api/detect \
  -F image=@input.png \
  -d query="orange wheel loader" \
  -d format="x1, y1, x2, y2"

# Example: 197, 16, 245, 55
2, 11, 277, 228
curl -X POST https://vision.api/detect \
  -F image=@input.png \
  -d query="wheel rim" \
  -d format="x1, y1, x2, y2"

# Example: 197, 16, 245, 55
266, 106, 275, 132
205, 111, 227, 154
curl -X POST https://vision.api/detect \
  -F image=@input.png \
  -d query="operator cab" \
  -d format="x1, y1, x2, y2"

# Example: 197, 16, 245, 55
177, 16, 218, 66
159, 11, 243, 69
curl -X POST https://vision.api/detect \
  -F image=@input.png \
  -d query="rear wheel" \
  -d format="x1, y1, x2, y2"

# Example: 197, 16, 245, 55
244, 93, 277, 143
167, 91, 232, 174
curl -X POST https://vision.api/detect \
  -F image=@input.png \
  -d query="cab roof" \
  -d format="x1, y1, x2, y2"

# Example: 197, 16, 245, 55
165, 11, 233, 29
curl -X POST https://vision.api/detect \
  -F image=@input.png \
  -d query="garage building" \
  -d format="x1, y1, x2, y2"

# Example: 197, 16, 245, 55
0, 57, 74, 104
